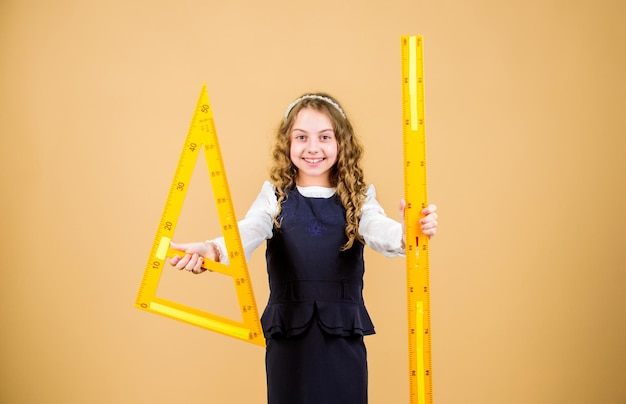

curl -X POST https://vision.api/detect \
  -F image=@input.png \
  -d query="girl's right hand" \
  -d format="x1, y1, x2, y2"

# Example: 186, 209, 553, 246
169, 241, 220, 274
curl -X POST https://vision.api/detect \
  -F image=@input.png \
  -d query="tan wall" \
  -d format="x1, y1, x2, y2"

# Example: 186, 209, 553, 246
1, 0, 625, 403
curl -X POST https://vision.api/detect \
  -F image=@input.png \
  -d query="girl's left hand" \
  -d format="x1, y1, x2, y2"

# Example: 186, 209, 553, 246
419, 204, 438, 239
399, 201, 439, 240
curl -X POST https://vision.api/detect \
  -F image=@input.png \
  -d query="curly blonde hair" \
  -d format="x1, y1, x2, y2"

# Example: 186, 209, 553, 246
269, 93, 367, 250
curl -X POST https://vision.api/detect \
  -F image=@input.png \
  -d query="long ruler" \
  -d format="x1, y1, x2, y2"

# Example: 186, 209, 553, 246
401, 36, 433, 403
135, 84, 264, 347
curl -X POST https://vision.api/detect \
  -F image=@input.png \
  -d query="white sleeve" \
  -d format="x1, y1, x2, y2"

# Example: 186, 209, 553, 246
211, 181, 277, 264
358, 184, 406, 258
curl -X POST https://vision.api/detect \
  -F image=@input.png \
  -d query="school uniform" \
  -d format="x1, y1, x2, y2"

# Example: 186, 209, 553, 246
212, 181, 404, 404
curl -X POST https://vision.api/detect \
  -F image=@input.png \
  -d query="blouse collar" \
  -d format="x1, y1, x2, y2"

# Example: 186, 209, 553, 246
296, 185, 336, 199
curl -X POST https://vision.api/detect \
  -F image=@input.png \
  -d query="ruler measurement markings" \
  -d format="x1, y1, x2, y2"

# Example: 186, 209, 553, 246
402, 35, 433, 404
135, 84, 264, 347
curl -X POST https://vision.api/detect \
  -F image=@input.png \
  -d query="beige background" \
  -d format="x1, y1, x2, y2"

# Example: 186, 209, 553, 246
1, 0, 625, 403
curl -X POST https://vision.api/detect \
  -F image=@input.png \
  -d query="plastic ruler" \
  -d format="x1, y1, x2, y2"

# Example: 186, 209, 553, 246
401, 35, 433, 403
135, 84, 264, 347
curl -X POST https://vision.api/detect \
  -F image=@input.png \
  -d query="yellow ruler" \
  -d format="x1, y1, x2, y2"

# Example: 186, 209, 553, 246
401, 36, 433, 403
135, 84, 264, 347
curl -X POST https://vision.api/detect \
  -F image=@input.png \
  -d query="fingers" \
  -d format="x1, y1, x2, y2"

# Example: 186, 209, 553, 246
168, 241, 188, 266
398, 199, 406, 214
170, 241, 209, 255
399, 201, 438, 240
420, 204, 438, 239
169, 241, 212, 273
169, 255, 182, 266
170, 241, 188, 252
191, 255, 206, 274
172, 253, 206, 274
421, 204, 437, 215
421, 221, 438, 238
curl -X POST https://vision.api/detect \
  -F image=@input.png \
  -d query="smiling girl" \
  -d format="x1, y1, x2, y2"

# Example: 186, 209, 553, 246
169, 93, 438, 404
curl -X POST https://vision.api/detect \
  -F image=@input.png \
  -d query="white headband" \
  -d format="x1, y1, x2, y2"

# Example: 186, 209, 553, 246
283, 95, 346, 121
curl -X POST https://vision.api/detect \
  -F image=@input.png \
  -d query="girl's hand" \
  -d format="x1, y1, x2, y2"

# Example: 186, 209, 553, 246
420, 204, 438, 239
169, 241, 220, 274
399, 201, 439, 241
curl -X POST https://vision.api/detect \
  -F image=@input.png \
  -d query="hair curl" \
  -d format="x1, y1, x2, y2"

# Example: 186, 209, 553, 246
269, 93, 367, 250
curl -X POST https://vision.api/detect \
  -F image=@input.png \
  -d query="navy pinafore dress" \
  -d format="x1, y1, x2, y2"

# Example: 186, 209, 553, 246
261, 188, 375, 404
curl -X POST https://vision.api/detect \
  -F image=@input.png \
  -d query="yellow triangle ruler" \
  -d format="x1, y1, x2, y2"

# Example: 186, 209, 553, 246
401, 36, 433, 403
135, 84, 265, 347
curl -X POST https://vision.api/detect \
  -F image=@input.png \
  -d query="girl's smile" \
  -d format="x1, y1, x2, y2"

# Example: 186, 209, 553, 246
290, 108, 338, 187
302, 157, 324, 166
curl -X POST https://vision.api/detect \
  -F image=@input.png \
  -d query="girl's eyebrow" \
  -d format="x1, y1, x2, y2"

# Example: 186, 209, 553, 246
291, 128, 334, 134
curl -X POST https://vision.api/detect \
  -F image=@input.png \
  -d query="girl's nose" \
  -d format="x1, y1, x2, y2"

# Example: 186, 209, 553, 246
307, 139, 320, 153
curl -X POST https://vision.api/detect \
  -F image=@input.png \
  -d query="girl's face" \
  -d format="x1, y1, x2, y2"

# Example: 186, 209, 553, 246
289, 108, 338, 187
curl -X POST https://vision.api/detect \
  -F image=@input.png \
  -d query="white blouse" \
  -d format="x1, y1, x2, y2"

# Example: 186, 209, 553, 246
212, 180, 405, 264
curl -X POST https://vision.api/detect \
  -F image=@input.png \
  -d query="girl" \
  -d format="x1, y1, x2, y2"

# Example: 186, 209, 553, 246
169, 93, 438, 404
